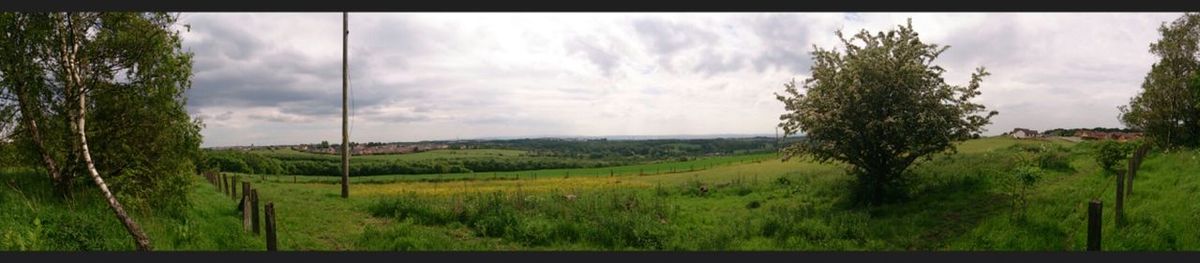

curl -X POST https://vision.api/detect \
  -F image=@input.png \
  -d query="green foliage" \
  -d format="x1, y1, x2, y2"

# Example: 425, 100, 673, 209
0, 13, 202, 215
1120, 13, 1200, 149
1005, 143, 1073, 172
998, 156, 1043, 218
0, 141, 20, 167
14, 137, 1200, 251
775, 19, 997, 205
0, 170, 260, 251
1041, 127, 1140, 137
367, 190, 675, 249
202, 143, 777, 178
1094, 140, 1130, 174
452, 137, 782, 161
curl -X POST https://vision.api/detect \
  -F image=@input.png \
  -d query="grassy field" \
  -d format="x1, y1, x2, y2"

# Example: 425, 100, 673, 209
3, 136, 1199, 251
0, 168, 260, 250
251, 148, 529, 162
255, 151, 777, 184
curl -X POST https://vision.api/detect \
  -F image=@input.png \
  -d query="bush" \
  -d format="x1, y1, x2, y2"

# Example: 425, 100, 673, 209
1094, 140, 1130, 174
1035, 149, 1072, 172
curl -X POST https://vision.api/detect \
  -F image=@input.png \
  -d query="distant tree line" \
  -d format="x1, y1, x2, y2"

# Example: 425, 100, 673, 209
200, 150, 627, 177
449, 137, 786, 161
1041, 127, 1141, 137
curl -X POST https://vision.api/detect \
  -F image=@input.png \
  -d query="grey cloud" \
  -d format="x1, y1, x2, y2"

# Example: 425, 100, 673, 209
184, 15, 439, 122
633, 19, 717, 54
176, 13, 1180, 147
565, 36, 621, 77
693, 48, 746, 77
183, 15, 267, 67
633, 18, 719, 72
215, 111, 233, 121
749, 14, 813, 74
936, 15, 1025, 70
369, 111, 434, 123
247, 112, 311, 123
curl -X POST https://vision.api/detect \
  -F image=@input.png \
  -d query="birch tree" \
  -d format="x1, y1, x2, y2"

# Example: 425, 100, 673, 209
0, 12, 200, 251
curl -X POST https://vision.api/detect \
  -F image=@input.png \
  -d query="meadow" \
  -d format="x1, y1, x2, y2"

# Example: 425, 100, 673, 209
3, 136, 1198, 251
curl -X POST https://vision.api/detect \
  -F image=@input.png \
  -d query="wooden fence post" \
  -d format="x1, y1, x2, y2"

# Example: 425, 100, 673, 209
1115, 170, 1126, 227
1128, 144, 1148, 195
232, 177, 240, 199
251, 189, 260, 235
1087, 199, 1102, 251
265, 202, 277, 251
242, 182, 251, 201
222, 174, 229, 196
242, 194, 252, 232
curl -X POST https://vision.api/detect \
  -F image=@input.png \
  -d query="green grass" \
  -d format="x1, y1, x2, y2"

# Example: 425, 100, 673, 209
252, 151, 777, 184
0, 168, 260, 251
5, 136, 1200, 251
251, 148, 529, 162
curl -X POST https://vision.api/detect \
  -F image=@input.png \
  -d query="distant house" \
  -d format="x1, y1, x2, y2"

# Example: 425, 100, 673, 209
1009, 128, 1039, 139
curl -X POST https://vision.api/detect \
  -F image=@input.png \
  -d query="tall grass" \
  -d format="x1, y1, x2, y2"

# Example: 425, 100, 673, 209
367, 189, 676, 249
0, 169, 260, 251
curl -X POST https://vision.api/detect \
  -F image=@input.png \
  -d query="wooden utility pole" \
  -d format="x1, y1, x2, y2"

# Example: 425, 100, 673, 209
775, 126, 780, 158
341, 12, 350, 199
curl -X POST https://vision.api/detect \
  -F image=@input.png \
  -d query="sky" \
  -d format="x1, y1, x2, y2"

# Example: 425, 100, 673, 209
178, 13, 1184, 147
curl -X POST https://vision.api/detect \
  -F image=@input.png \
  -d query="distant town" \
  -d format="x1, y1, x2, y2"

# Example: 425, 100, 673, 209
1005, 127, 1143, 141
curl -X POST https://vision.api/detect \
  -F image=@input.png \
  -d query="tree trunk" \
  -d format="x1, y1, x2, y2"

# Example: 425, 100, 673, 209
74, 84, 153, 251
59, 20, 153, 250
14, 86, 67, 195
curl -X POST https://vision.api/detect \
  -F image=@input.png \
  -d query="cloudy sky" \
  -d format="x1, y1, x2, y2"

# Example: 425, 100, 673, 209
179, 13, 1182, 147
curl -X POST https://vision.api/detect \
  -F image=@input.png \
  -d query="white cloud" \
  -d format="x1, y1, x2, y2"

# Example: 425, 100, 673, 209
180, 13, 1183, 147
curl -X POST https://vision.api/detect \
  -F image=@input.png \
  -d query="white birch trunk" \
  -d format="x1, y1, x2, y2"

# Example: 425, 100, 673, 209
58, 15, 153, 250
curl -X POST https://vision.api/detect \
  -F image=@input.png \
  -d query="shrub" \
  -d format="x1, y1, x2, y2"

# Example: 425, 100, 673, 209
996, 155, 1043, 218
1094, 140, 1130, 174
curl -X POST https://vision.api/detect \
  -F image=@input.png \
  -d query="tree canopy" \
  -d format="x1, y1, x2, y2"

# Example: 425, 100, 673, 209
1120, 13, 1200, 149
776, 19, 997, 205
0, 12, 200, 250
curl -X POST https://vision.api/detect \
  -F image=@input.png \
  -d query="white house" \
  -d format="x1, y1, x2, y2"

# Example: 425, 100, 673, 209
1009, 128, 1039, 139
